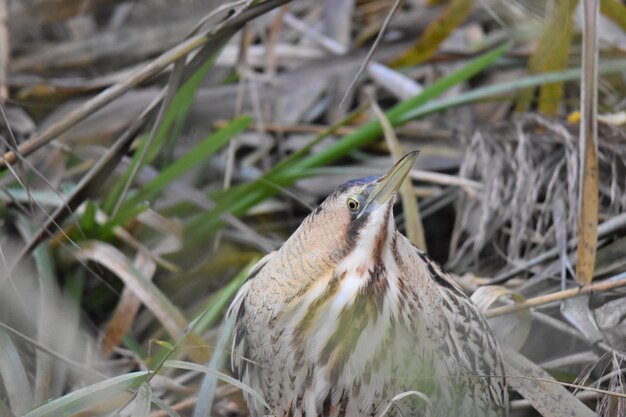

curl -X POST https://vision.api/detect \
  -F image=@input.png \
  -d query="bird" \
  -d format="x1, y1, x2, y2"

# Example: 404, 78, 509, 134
228, 151, 508, 417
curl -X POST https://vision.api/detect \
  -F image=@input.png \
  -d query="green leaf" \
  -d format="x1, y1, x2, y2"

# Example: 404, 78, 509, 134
23, 372, 149, 417
193, 258, 259, 417
398, 58, 626, 121
79, 200, 97, 235
107, 116, 250, 231
183, 42, 511, 245
192, 257, 258, 334
132, 383, 152, 417
103, 53, 220, 213
164, 360, 269, 410
128, 115, 250, 212
0, 332, 32, 414
153, 340, 176, 352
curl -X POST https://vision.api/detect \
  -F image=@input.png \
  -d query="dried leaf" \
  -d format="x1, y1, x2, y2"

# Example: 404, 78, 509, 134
598, 111, 626, 126
560, 295, 603, 343
379, 391, 432, 417
594, 297, 626, 346
75, 241, 210, 363
323, 0, 354, 46
503, 347, 597, 417
575, 138, 599, 285
576, 0, 600, 286
0, 399, 16, 417
101, 252, 157, 357
471, 286, 531, 349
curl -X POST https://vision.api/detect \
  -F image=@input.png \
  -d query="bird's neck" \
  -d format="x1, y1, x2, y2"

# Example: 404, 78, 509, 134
337, 210, 395, 278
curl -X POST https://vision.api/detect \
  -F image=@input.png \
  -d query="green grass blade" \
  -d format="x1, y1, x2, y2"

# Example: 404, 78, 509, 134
14, 216, 65, 401
192, 315, 236, 417
132, 382, 152, 417
164, 360, 269, 410
193, 258, 258, 417
150, 396, 183, 417
22, 372, 149, 417
0, 400, 16, 417
108, 115, 251, 229
0, 331, 33, 414
289, 41, 512, 170
103, 53, 221, 214
184, 42, 511, 245
398, 58, 626, 122
192, 257, 257, 334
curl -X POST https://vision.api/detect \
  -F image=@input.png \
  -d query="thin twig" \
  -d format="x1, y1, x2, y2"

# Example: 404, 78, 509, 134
510, 390, 599, 411
111, 61, 185, 217
13, 97, 160, 262
150, 396, 198, 417
213, 119, 356, 135
410, 169, 482, 191
0, 0, 293, 170
338, 0, 404, 108
487, 212, 626, 284
503, 374, 626, 399
485, 270, 626, 318
0, 0, 7, 103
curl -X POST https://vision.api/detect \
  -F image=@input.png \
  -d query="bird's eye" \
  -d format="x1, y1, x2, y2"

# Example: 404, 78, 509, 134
347, 197, 359, 212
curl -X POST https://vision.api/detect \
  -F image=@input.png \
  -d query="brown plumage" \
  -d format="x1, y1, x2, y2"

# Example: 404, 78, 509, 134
229, 152, 508, 417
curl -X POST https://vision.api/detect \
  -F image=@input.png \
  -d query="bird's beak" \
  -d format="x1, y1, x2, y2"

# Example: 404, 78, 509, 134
359, 150, 419, 217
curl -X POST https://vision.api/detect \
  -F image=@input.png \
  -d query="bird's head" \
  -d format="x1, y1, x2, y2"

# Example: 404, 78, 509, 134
243, 152, 420, 310
288, 151, 419, 266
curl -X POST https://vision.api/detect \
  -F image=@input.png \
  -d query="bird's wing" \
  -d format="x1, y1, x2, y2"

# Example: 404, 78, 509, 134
228, 251, 277, 417
401, 238, 508, 416
227, 251, 277, 321
410, 244, 467, 295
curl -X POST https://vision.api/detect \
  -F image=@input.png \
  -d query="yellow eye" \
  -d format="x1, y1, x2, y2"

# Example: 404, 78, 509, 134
347, 197, 359, 212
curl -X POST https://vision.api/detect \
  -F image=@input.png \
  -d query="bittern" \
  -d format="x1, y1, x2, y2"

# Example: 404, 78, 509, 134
229, 151, 508, 417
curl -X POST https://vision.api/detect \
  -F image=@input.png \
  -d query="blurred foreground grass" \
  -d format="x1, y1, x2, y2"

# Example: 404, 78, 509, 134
1, 1, 626, 416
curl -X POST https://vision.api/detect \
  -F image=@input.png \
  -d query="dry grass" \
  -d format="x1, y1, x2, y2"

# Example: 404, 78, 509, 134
1, 0, 626, 416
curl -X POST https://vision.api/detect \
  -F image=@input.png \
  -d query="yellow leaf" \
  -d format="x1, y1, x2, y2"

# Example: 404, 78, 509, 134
369, 95, 427, 250
516, 0, 578, 114
575, 0, 600, 286
153, 340, 175, 351
568, 111, 581, 124
601, 0, 626, 31
576, 139, 599, 285
390, 0, 475, 67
